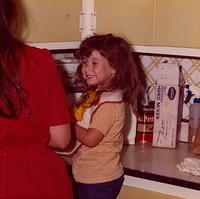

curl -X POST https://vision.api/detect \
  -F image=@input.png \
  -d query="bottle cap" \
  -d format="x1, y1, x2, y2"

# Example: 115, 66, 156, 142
194, 98, 200, 103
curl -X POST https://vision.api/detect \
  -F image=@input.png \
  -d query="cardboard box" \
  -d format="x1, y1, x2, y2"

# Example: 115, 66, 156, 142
152, 63, 184, 148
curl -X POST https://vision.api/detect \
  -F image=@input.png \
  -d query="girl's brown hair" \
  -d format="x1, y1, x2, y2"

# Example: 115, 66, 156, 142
76, 34, 145, 113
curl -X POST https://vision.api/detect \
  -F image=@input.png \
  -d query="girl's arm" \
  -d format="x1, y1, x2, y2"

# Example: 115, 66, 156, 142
74, 125, 104, 148
48, 123, 71, 149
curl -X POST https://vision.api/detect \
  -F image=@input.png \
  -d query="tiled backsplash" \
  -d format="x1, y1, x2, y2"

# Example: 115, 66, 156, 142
139, 54, 200, 120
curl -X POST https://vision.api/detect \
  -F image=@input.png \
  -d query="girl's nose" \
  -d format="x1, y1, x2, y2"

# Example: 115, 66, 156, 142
84, 63, 92, 72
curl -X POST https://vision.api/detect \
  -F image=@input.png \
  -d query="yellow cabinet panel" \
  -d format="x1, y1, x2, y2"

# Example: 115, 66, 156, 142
18, 0, 81, 43
156, 0, 200, 48
117, 185, 183, 199
95, 0, 156, 45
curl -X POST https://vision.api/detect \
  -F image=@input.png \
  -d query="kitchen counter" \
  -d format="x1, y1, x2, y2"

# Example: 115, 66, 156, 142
61, 142, 200, 197
121, 142, 200, 191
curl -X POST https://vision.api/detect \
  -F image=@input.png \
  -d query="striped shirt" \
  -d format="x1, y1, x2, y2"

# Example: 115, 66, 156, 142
72, 91, 125, 183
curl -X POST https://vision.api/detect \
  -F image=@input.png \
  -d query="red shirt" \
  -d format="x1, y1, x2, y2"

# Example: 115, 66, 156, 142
0, 45, 72, 198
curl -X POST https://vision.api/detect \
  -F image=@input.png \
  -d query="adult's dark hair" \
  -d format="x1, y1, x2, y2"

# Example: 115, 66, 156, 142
0, 0, 27, 119
76, 34, 143, 112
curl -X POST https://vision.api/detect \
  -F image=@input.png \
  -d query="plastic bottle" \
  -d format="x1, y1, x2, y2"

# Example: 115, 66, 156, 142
188, 86, 200, 143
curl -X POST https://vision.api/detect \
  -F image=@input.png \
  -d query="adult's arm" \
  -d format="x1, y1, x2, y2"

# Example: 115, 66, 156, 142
48, 123, 71, 149
45, 49, 72, 149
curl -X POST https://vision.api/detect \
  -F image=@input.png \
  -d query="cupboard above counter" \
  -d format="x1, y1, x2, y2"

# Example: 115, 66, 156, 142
18, 0, 200, 57
95, 0, 200, 49
95, 0, 155, 46
156, 0, 200, 49
18, 0, 82, 42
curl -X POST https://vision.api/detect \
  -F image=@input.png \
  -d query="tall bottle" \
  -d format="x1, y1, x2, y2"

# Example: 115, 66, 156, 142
188, 86, 200, 143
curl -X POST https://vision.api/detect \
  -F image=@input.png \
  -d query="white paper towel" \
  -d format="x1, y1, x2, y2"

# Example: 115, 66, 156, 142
176, 157, 200, 176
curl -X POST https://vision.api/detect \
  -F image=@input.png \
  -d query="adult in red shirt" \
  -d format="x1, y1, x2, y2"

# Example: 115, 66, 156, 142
0, 0, 73, 198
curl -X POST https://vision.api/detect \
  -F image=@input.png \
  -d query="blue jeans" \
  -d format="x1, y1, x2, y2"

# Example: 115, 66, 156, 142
74, 175, 124, 199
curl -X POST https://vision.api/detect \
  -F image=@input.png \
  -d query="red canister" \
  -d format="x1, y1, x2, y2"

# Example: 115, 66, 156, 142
136, 102, 154, 142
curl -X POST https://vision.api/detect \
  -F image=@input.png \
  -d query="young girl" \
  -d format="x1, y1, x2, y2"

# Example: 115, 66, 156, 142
72, 34, 141, 199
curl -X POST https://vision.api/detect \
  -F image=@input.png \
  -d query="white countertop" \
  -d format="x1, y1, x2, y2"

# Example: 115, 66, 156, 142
121, 142, 200, 189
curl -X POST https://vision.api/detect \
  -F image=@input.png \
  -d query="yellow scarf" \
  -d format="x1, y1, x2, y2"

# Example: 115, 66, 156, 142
72, 89, 101, 121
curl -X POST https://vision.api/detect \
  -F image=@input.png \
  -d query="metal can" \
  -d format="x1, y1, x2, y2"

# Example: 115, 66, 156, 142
136, 101, 154, 142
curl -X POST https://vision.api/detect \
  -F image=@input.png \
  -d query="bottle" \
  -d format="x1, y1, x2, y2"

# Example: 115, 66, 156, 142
188, 86, 200, 143
192, 124, 200, 154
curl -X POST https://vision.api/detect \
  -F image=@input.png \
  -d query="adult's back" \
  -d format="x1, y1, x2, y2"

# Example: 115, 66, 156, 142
0, 0, 73, 198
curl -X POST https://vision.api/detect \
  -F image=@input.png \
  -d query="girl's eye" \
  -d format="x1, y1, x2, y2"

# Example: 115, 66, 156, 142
82, 61, 87, 64
92, 62, 98, 65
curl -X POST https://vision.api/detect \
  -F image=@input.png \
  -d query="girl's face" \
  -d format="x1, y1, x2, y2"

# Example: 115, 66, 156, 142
81, 50, 116, 88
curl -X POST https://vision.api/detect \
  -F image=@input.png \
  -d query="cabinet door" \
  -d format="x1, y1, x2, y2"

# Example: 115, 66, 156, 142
95, 0, 156, 45
18, 0, 81, 43
117, 185, 183, 199
156, 0, 200, 48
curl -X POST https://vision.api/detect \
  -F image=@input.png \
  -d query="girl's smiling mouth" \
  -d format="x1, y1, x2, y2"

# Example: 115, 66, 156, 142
86, 74, 95, 80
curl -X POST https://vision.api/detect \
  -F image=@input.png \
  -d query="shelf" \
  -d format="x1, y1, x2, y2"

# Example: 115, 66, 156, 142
134, 45, 200, 58
28, 42, 200, 58
28, 41, 80, 50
